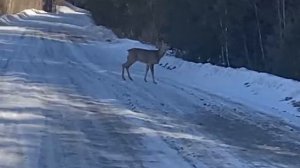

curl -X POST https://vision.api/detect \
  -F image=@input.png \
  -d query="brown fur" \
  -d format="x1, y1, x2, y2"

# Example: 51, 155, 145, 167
122, 43, 169, 84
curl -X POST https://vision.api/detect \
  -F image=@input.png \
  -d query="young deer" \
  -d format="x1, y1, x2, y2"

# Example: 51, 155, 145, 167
122, 42, 169, 84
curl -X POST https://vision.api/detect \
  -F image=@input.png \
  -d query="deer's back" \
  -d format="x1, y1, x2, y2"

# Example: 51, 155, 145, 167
128, 48, 159, 64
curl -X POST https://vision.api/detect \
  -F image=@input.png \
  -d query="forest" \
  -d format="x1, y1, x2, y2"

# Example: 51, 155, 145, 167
68, 0, 300, 81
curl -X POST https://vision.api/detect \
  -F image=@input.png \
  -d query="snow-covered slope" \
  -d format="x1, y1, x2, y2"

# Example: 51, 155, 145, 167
0, 3, 299, 168
159, 57, 300, 127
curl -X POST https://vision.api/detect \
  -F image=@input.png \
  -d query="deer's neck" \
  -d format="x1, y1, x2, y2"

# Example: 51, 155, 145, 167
158, 49, 166, 60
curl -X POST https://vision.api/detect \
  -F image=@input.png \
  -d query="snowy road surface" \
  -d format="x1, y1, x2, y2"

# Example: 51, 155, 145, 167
0, 4, 299, 168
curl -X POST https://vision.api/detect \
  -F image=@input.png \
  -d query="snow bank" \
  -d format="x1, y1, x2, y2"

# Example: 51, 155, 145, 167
61, 1, 91, 15
159, 56, 300, 125
0, 5, 117, 42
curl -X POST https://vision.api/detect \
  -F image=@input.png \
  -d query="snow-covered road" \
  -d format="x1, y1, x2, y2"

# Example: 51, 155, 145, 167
0, 4, 299, 168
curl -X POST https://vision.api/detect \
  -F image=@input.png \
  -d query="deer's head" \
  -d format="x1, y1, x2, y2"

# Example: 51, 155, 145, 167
156, 41, 170, 59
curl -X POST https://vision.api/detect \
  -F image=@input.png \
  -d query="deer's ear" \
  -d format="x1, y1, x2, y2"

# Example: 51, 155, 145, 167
161, 41, 169, 49
155, 41, 160, 48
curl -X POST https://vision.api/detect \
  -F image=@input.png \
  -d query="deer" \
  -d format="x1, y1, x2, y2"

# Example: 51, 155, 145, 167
122, 42, 169, 84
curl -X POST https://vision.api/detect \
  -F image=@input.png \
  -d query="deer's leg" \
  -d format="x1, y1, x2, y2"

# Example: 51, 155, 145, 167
122, 64, 126, 80
125, 62, 135, 81
150, 64, 157, 84
123, 55, 136, 81
126, 67, 133, 81
144, 65, 150, 82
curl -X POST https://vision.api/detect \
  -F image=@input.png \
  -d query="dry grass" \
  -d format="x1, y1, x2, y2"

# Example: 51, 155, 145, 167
0, 0, 43, 14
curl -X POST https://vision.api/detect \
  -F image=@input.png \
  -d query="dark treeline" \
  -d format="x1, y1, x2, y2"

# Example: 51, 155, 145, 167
69, 0, 300, 81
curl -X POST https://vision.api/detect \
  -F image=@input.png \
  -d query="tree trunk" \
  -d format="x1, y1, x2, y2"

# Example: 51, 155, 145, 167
243, 34, 251, 67
283, 0, 286, 29
224, 7, 230, 67
219, 17, 226, 66
277, 0, 286, 40
254, 2, 265, 61
277, 0, 283, 41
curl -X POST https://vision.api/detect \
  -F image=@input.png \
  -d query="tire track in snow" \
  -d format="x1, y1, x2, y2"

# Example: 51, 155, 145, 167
74, 52, 300, 168
50, 41, 202, 168
33, 38, 148, 168
67, 49, 251, 167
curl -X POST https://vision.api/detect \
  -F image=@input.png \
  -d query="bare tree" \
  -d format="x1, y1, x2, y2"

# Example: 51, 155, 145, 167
254, 1, 265, 61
